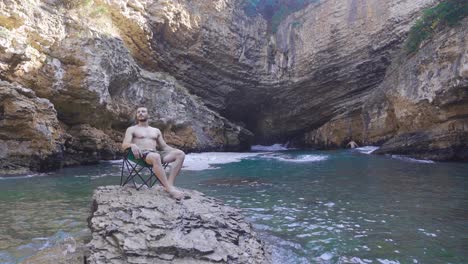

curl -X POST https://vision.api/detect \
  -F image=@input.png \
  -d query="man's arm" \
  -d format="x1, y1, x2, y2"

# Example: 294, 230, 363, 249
122, 127, 134, 150
122, 127, 142, 158
156, 129, 174, 151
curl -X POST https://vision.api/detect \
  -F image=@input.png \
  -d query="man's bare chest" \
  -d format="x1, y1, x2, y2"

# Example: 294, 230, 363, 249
133, 129, 158, 141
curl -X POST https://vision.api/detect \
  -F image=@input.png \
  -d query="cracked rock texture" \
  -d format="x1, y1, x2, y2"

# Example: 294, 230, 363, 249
299, 18, 468, 161
87, 186, 269, 264
0, 80, 63, 174
0, 0, 254, 174
0, 0, 466, 173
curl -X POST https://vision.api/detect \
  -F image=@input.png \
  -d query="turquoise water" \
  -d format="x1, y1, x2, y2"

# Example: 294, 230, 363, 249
0, 149, 467, 263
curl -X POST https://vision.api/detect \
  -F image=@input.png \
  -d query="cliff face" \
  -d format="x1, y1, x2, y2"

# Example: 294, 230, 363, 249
0, 0, 465, 173
144, 0, 438, 142
0, 81, 62, 174
0, 0, 254, 173
300, 18, 468, 161
253, 0, 437, 141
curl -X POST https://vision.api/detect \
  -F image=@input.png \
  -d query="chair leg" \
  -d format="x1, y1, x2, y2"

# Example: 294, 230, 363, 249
123, 160, 145, 187
139, 171, 154, 190
121, 159, 166, 190
120, 158, 127, 186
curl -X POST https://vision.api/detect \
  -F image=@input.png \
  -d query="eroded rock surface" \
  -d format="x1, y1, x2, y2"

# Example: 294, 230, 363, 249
87, 186, 269, 264
0, 0, 253, 173
300, 18, 468, 161
0, 0, 466, 172
0, 81, 63, 174
253, 0, 437, 141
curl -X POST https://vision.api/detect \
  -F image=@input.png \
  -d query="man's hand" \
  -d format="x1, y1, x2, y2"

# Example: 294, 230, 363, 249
131, 144, 142, 159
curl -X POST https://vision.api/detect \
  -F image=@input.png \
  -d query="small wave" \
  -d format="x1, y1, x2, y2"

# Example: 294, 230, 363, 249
269, 154, 328, 163
90, 173, 118, 179
339, 256, 373, 264
391, 155, 435, 164
0, 173, 50, 180
377, 259, 400, 264
417, 228, 437, 237
183, 152, 263, 171
251, 144, 289, 151
100, 159, 123, 164
355, 146, 380, 154
319, 252, 334, 261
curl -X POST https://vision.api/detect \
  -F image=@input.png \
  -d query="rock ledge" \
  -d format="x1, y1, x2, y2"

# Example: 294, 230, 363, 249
87, 186, 269, 264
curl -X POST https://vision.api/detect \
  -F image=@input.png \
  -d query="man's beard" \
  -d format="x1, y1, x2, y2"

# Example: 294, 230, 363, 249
137, 117, 147, 122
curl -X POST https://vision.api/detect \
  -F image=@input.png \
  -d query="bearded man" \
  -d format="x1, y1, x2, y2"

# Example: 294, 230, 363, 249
122, 107, 186, 199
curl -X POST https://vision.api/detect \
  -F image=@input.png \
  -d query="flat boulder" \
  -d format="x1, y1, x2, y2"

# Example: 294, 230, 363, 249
87, 186, 270, 264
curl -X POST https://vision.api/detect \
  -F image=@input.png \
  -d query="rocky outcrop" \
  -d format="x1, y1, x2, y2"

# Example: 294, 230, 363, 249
253, 0, 438, 141
87, 186, 269, 264
0, 0, 253, 173
1, 0, 466, 173
142, 0, 438, 142
0, 81, 63, 174
300, 18, 468, 161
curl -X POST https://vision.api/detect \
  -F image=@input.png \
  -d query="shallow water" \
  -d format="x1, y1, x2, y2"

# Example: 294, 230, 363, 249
0, 149, 467, 263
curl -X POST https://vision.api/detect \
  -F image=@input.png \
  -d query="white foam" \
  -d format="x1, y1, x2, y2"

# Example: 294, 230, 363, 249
377, 259, 400, 264
0, 173, 50, 180
319, 252, 334, 260
340, 257, 373, 264
183, 152, 262, 171
391, 155, 435, 164
418, 228, 437, 237
355, 146, 380, 154
90, 173, 116, 179
100, 159, 123, 164
270, 154, 328, 163
251, 144, 289, 151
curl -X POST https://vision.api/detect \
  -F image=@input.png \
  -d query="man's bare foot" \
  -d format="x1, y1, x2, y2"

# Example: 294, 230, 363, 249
165, 187, 184, 200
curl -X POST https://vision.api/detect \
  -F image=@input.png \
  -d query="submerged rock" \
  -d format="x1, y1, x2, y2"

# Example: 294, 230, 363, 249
87, 186, 270, 264
20, 237, 86, 264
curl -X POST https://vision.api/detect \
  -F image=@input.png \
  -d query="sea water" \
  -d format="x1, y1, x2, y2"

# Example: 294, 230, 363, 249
0, 148, 467, 263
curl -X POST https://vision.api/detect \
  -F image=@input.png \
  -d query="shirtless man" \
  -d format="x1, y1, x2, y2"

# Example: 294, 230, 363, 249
346, 140, 359, 149
122, 107, 186, 199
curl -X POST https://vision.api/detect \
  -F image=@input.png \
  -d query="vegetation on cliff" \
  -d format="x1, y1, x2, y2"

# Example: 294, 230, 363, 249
243, 0, 318, 32
405, 0, 468, 53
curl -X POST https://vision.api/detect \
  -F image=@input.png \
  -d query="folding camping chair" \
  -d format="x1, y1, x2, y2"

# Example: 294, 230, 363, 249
120, 149, 168, 190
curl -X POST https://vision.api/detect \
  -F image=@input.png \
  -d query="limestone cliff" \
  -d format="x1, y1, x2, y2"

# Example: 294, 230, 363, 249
299, 18, 468, 161
87, 186, 270, 263
0, 0, 466, 173
0, 81, 62, 174
253, 0, 438, 141
0, 0, 254, 173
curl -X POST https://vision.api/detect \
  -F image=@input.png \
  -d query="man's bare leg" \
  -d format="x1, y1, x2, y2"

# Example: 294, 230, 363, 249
145, 153, 183, 199
162, 149, 185, 187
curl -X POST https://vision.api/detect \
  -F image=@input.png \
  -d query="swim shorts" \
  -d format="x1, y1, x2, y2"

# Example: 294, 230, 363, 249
141, 150, 171, 162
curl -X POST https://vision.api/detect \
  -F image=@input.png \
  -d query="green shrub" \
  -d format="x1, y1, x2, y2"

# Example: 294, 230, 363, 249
405, 0, 468, 54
